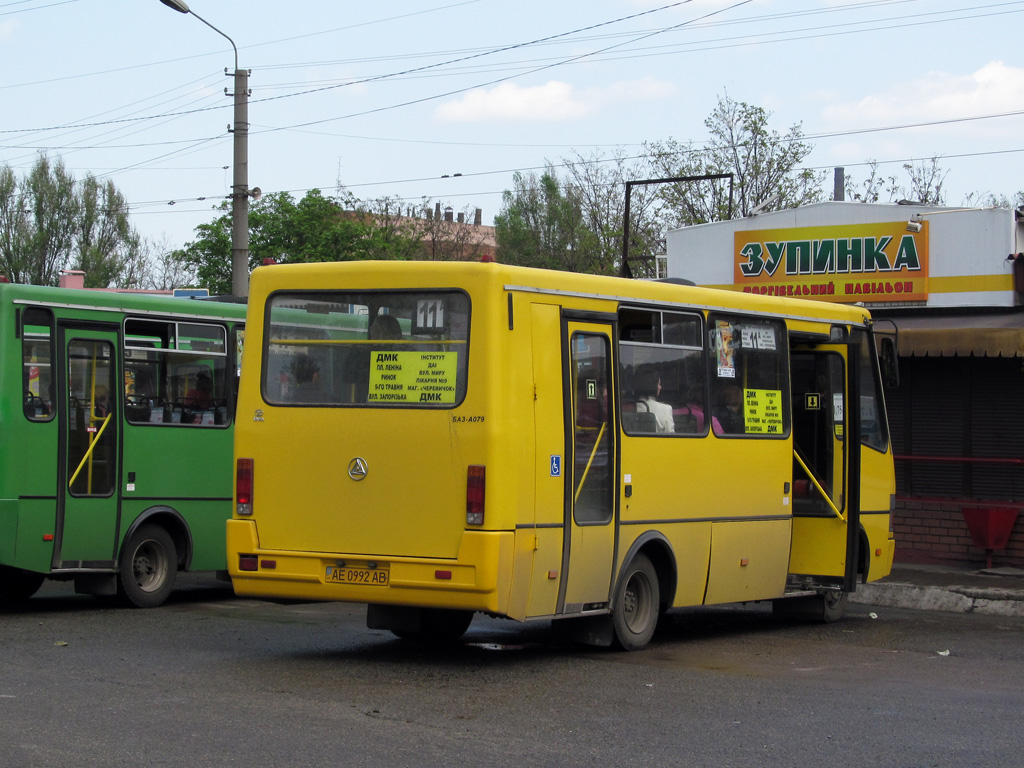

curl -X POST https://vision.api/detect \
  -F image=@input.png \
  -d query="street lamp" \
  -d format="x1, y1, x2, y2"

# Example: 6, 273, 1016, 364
159, 0, 252, 298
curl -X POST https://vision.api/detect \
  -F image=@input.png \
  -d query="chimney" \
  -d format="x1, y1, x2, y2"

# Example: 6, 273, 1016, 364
834, 167, 845, 202
434, 202, 442, 221
457, 212, 465, 224
474, 208, 482, 226
444, 207, 454, 222
59, 270, 85, 290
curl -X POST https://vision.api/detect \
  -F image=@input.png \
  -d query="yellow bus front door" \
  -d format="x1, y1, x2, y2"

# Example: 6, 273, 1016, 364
559, 321, 617, 613
788, 344, 856, 583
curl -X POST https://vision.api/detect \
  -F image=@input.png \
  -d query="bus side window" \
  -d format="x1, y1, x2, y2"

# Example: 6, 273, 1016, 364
124, 318, 232, 428
22, 307, 55, 422
709, 315, 788, 438
618, 308, 705, 436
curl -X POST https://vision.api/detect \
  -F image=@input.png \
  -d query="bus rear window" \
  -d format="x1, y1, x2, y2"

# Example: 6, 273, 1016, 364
263, 290, 470, 407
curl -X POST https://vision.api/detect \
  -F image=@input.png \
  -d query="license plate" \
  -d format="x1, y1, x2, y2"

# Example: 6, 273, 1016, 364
325, 565, 389, 586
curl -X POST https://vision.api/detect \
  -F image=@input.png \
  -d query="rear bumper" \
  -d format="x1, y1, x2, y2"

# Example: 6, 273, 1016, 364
226, 519, 513, 615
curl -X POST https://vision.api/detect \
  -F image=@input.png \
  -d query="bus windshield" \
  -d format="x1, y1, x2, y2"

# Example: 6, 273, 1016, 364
262, 290, 471, 407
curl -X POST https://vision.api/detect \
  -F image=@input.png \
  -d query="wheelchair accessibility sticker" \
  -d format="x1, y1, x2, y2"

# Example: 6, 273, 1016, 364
550, 455, 562, 477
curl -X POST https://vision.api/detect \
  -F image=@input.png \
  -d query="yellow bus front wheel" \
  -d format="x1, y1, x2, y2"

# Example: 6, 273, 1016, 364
612, 553, 660, 651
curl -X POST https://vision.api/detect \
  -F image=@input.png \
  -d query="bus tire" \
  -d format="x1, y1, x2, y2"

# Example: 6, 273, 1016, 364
119, 524, 177, 608
0, 566, 45, 602
394, 608, 473, 644
819, 591, 848, 623
612, 553, 660, 651
774, 591, 847, 623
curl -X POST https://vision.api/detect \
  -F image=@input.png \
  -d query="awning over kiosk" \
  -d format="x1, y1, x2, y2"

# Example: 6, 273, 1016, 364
887, 313, 1024, 358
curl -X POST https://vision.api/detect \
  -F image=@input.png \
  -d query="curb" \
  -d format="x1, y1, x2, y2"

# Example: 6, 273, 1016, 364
851, 581, 1024, 617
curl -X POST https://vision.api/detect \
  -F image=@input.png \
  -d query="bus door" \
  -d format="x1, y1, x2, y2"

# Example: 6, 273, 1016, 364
54, 325, 120, 568
789, 342, 860, 590
558, 319, 617, 614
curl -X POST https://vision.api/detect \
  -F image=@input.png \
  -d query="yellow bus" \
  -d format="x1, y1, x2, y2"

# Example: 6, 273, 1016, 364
228, 260, 895, 649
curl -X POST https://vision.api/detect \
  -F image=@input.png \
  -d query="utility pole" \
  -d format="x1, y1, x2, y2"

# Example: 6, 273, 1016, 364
160, 0, 252, 298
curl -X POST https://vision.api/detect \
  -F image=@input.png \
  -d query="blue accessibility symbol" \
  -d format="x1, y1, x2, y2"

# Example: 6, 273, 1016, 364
550, 455, 562, 477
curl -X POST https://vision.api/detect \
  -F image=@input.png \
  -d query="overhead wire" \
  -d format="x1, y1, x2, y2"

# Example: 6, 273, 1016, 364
3, 0, 1021, 224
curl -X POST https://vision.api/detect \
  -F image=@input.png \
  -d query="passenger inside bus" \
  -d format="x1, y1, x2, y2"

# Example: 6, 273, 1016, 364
633, 366, 674, 433
712, 381, 744, 435
674, 383, 706, 433
340, 312, 405, 403
93, 385, 110, 418
289, 354, 332, 403
370, 313, 403, 342
184, 372, 213, 411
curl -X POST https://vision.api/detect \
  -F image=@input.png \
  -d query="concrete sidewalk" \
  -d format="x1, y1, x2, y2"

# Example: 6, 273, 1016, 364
850, 563, 1024, 617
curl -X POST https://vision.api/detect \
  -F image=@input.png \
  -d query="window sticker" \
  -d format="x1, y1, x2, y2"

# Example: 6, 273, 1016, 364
744, 388, 783, 435
715, 320, 736, 378
367, 350, 458, 404
741, 325, 777, 351
415, 300, 447, 332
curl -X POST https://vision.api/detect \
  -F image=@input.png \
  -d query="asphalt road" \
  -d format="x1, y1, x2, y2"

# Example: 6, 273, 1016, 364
2, 575, 1022, 768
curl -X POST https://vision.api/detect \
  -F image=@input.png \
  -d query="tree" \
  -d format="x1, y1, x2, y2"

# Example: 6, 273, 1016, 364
965, 190, 1024, 209
138, 235, 197, 291
845, 158, 950, 205
76, 175, 142, 288
900, 158, 948, 206
0, 155, 141, 287
843, 160, 897, 204
645, 93, 825, 226
172, 188, 425, 295
495, 168, 605, 273
495, 96, 828, 278
562, 149, 663, 278
173, 205, 233, 296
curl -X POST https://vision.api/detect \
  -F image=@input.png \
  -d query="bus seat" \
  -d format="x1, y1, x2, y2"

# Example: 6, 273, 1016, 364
674, 413, 697, 433
622, 410, 658, 433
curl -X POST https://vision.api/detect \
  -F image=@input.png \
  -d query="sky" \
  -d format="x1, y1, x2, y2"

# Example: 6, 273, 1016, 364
2, 0, 1023, 255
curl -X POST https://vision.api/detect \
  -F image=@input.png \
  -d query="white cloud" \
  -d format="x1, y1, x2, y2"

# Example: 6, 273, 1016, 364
433, 77, 675, 123
822, 61, 1024, 132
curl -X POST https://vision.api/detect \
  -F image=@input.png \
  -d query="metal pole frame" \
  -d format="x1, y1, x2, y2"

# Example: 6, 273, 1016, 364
620, 173, 734, 279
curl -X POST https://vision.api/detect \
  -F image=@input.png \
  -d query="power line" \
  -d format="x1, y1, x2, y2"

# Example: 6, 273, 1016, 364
124, 143, 1024, 217
0, 0, 79, 17
3, 1, 1017, 142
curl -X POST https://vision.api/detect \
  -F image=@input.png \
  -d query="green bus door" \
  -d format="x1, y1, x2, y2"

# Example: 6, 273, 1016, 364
55, 326, 120, 568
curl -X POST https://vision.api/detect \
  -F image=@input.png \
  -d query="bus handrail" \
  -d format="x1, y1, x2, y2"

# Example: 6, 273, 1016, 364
574, 422, 607, 504
68, 413, 112, 489
793, 449, 845, 522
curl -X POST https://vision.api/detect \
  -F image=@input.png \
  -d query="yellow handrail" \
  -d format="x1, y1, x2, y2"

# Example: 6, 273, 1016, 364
68, 413, 112, 490
793, 450, 845, 521
574, 421, 607, 504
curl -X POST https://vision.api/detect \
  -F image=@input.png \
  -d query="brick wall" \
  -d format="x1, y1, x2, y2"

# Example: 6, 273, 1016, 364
894, 499, 1024, 568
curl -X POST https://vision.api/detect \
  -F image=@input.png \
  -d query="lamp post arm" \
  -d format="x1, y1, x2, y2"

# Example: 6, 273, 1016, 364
187, 9, 238, 72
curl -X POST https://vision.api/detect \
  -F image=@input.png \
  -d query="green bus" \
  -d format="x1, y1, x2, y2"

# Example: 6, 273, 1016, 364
2, 282, 246, 607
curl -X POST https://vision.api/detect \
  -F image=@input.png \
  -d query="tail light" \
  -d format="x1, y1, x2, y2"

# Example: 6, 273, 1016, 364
466, 465, 485, 526
236, 458, 254, 516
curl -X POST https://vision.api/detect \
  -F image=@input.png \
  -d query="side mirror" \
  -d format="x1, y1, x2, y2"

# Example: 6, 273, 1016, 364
879, 335, 900, 389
